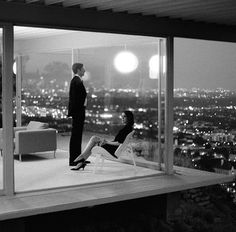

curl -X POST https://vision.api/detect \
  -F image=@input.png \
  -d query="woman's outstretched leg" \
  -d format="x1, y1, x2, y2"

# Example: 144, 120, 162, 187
74, 136, 102, 162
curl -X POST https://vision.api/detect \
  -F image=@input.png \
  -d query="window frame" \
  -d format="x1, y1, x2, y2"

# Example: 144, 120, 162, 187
1, 24, 174, 196
1, 23, 14, 196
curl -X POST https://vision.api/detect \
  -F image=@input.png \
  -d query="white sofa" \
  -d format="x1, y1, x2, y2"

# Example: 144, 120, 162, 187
0, 121, 57, 161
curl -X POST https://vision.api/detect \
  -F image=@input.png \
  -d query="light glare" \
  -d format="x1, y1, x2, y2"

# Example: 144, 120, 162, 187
149, 55, 159, 79
13, 61, 17, 75
114, 51, 138, 73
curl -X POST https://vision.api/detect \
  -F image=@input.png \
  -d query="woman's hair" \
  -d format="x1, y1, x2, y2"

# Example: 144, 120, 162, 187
123, 110, 134, 127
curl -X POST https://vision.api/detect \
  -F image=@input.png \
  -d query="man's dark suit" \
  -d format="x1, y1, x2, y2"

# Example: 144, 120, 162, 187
68, 75, 87, 165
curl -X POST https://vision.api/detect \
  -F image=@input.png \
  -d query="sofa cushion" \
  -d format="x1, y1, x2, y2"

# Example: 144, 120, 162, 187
26, 121, 49, 130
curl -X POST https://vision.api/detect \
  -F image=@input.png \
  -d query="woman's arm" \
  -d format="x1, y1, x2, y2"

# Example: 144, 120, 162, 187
102, 140, 120, 146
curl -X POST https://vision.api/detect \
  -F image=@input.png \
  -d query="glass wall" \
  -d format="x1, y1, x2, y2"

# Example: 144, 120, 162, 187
14, 26, 166, 192
174, 38, 236, 173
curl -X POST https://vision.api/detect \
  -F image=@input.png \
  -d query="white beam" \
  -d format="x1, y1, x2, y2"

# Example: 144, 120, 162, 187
45, 0, 64, 5
157, 40, 162, 170
16, 56, 22, 127
63, 0, 86, 7
25, 0, 42, 3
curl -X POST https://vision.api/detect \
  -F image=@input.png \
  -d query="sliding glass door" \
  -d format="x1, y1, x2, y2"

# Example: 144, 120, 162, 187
0, 24, 172, 195
13, 26, 168, 192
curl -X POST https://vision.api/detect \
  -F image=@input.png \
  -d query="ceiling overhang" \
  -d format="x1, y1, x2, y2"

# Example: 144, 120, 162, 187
0, 1, 236, 42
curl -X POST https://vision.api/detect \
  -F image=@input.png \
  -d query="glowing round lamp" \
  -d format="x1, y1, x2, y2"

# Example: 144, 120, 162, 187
163, 55, 166, 74
114, 51, 138, 73
149, 55, 159, 79
13, 61, 17, 75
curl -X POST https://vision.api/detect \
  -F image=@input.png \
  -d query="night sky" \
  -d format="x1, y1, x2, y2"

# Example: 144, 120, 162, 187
174, 38, 236, 90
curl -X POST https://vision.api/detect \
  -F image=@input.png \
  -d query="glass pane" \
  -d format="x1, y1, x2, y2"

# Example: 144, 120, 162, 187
82, 44, 161, 162
14, 26, 165, 192
158, 39, 167, 171
174, 37, 236, 201
0, 27, 2, 191
174, 38, 236, 172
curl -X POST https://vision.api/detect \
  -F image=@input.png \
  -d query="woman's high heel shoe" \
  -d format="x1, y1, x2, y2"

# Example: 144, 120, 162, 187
71, 162, 87, 171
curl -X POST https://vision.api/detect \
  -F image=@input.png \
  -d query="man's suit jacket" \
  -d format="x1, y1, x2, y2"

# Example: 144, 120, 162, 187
68, 76, 87, 117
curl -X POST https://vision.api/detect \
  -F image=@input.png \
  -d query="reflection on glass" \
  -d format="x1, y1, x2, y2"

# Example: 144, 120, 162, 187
114, 51, 138, 73
14, 26, 166, 192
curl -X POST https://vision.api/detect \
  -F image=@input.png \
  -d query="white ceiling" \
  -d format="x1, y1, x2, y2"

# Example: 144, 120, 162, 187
13, 26, 160, 42
14, 26, 160, 53
11, 0, 236, 26
14, 26, 75, 40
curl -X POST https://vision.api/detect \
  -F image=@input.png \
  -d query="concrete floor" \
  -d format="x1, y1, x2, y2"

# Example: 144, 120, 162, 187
0, 133, 162, 193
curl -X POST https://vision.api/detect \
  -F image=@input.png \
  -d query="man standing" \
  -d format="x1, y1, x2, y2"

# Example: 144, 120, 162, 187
68, 63, 87, 166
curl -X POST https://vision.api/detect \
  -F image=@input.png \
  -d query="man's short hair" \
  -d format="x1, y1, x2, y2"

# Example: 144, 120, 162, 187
72, 63, 83, 74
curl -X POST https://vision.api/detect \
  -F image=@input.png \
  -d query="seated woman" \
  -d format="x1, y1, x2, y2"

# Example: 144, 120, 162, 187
71, 110, 134, 171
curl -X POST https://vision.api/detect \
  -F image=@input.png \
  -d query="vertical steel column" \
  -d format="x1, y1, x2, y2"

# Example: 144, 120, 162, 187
16, 55, 22, 127
158, 40, 162, 170
72, 48, 80, 74
2, 24, 14, 195
0, 27, 3, 196
71, 48, 75, 78
164, 36, 174, 174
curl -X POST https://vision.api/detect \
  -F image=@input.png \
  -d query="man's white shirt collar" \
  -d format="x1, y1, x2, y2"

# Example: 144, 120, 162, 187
75, 74, 82, 80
